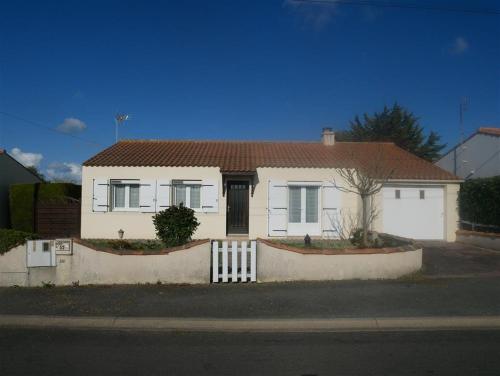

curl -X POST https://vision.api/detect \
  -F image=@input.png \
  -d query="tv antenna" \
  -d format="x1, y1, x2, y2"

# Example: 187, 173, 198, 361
115, 113, 129, 143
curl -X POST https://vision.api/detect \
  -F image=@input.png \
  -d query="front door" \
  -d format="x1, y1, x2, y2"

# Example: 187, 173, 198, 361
226, 181, 249, 235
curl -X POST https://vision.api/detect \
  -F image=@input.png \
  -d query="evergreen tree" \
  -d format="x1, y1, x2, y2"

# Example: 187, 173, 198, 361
338, 104, 446, 161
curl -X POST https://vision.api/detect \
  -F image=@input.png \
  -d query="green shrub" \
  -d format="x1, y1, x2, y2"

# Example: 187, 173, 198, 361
459, 177, 500, 227
350, 228, 364, 247
0, 228, 37, 255
107, 240, 134, 250
9, 184, 36, 232
152, 204, 200, 247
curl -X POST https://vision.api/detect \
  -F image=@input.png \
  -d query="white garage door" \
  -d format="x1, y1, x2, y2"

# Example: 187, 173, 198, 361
382, 186, 444, 240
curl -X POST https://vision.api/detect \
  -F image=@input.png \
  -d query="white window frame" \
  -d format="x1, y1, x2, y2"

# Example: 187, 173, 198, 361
110, 179, 141, 212
172, 180, 202, 211
287, 183, 321, 236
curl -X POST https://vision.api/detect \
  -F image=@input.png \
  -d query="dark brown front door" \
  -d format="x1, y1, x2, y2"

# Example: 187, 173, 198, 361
227, 181, 249, 234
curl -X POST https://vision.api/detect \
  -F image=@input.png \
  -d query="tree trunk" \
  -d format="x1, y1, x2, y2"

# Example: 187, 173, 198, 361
361, 194, 369, 247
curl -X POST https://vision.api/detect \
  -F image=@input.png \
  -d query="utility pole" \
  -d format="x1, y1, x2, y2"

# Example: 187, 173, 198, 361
456, 97, 468, 176
115, 113, 129, 143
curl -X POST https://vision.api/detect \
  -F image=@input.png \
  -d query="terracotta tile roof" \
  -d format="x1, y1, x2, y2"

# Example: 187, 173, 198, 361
83, 140, 460, 181
478, 127, 500, 136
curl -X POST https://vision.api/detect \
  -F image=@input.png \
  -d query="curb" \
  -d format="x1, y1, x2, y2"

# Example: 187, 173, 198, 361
2, 315, 500, 333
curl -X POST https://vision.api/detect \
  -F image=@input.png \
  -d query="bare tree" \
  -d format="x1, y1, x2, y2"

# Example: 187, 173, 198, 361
330, 207, 379, 241
332, 152, 393, 246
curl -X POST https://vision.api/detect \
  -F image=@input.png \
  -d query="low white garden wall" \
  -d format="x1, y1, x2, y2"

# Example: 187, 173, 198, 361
456, 230, 500, 251
0, 245, 28, 286
0, 241, 211, 287
257, 241, 422, 282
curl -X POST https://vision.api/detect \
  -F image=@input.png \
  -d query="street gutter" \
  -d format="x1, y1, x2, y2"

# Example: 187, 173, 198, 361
2, 315, 500, 333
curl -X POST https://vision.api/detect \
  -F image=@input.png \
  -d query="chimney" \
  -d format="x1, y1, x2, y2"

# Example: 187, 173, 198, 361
321, 127, 335, 146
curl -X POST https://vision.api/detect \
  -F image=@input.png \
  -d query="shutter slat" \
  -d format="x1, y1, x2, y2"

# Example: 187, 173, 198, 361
92, 179, 109, 212
322, 182, 341, 238
156, 180, 171, 211
140, 180, 156, 213
268, 180, 288, 236
201, 180, 218, 213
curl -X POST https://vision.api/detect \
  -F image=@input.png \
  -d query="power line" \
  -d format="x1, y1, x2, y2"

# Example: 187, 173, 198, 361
0, 111, 103, 147
290, 0, 500, 15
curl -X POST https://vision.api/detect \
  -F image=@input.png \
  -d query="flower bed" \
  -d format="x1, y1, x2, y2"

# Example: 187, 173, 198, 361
260, 233, 415, 255
76, 238, 209, 255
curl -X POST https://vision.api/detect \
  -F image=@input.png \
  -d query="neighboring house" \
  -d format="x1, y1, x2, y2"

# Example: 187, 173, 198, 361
436, 127, 500, 179
81, 129, 461, 241
0, 149, 44, 228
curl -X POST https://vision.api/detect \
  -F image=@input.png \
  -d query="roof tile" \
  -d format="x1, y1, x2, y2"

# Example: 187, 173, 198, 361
83, 140, 459, 181
478, 127, 500, 136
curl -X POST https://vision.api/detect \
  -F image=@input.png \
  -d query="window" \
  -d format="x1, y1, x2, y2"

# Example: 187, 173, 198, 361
111, 180, 140, 211
288, 186, 319, 224
173, 181, 201, 209
289, 187, 301, 223
420, 190, 425, 199
305, 187, 319, 223
395, 189, 401, 199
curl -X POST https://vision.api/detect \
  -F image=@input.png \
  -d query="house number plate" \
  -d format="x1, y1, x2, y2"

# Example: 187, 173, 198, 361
54, 239, 72, 255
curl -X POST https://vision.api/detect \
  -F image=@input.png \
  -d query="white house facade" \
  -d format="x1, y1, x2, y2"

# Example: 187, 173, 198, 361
81, 129, 461, 241
436, 127, 500, 179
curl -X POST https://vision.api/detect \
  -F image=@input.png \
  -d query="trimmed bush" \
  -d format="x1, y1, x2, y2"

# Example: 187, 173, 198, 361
459, 176, 500, 227
0, 228, 37, 254
152, 204, 200, 247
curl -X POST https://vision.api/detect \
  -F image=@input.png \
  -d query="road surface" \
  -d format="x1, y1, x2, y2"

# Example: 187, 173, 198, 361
1, 328, 499, 375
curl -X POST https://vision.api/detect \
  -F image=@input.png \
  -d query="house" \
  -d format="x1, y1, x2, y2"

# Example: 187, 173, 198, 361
81, 129, 461, 241
436, 127, 500, 179
0, 149, 44, 228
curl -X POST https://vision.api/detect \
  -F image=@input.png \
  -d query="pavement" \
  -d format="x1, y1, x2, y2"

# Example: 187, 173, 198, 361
2, 277, 500, 318
0, 241, 498, 320
421, 240, 500, 278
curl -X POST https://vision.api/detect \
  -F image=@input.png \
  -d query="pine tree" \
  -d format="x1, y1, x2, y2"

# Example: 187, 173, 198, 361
338, 104, 446, 161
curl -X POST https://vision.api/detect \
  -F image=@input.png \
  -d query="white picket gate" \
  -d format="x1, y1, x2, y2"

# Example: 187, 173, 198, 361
212, 240, 257, 283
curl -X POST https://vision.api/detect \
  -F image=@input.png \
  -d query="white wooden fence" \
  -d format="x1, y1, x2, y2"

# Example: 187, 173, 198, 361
212, 240, 256, 283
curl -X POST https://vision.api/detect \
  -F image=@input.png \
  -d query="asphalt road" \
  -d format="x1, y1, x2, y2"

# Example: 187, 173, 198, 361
1, 328, 499, 375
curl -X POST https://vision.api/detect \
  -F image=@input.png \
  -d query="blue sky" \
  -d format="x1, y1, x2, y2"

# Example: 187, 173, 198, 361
0, 0, 499, 181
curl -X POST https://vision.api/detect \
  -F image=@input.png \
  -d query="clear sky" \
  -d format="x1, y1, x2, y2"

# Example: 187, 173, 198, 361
0, 0, 499, 181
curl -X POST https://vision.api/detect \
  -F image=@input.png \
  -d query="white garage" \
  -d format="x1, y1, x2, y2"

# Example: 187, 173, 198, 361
382, 186, 444, 240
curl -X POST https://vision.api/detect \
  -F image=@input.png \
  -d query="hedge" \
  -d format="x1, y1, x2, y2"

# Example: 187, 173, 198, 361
9, 183, 81, 232
9, 184, 36, 232
0, 228, 37, 255
38, 183, 81, 203
459, 176, 500, 227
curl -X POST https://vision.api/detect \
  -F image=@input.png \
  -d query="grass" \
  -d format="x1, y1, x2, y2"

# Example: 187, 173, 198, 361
275, 239, 355, 250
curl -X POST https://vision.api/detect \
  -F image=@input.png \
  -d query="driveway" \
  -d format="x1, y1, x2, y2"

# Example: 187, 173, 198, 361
422, 241, 500, 278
